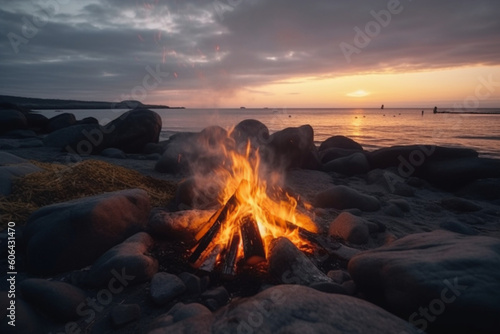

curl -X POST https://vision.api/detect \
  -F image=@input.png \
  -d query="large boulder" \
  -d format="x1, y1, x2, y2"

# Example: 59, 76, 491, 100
151, 285, 419, 334
314, 185, 380, 212
23, 189, 150, 275
230, 119, 270, 150
45, 113, 77, 133
262, 125, 321, 170
19, 279, 87, 321
80, 232, 158, 287
155, 132, 198, 174
323, 152, 370, 175
0, 163, 43, 196
25, 113, 49, 131
0, 109, 27, 134
421, 157, 500, 189
319, 135, 363, 152
102, 108, 162, 153
348, 231, 500, 333
43, 124, 103, 152
367, 145, 478, 171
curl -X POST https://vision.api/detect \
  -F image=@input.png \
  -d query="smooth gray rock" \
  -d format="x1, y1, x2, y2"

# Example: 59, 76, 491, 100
329, 212, 370, 244
150, 272, 186, 305
43, 123, 103, 151
0, 151, 27, 165
314, 185, 380, 212
82, 232, 158, 287
323, 152, 370, 176
439, 221, 478, 236
178, 272, 202, 295
262, 124, 321, 170
151, 285, 419, 334
440, 197, 482, 212
45, 113, 76, 132
19, 279, 86, 321
230, 119, 269, 149
201, 286, 229, 308
348, 230, 500, 333
0, 163, 43, 196
319, 135, 363, 152
101, 147, 127, 159
24, 189, 150, 275
110, 304, 141, 328
309, 282, 347, 295
151, 303, 211, 330
0, 109, 27, 134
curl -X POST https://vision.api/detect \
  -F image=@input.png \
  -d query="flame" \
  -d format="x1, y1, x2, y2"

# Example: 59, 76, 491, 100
193, 134, 317, 268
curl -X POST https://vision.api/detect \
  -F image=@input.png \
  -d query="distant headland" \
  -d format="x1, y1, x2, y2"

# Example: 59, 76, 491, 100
0, 95, 184, 110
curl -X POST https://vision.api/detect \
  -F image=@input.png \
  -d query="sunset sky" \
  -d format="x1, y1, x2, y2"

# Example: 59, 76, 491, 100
1, 0, 500, 108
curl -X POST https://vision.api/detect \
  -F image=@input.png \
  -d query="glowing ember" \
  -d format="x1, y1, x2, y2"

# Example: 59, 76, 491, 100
189, 134, 317, 273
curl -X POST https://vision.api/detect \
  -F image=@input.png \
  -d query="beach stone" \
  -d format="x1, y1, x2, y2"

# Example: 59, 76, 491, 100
43, 123, 103, 151
19, 138, 44, 148
440, 197, 482, 212
45, 112, 77, 132
25, 112, 49, 130
323, 152, 370, 175
348, 230, 500, 333
0, 292, 46, 334
148, 208, 214, 241
329, 212, 370, 244
314, 185, 380, 212
319, 135, 363, 152
110, 304, 141, 328
262, 124, 321, 170
101, 108, 162, 153
320, 147, 362, 163
268, 237, 331, 285
0, 109, 28, 134
82, 232, 158, 287
154, 285, 419, 334
24, 189, 150, 275
383, 203, 405, 217
77, 116, 99, 125
201, 286, 229, 307
178, 272, 202, 295
155, 132, 198, 174
0, 163, 44, 196
327, 270, 351, 284
230, 119, 269, 149
19, 279, 86, 321
309, 282, 348, 295
0, 151, 28, 165
150, 303, 212, 332
2, 129, 37, 139
101, 147, 127, 159
368, 145, 478, 171
150, 272, 186, 305
174, 177, 220, 209
422, 157, 500, 189
388, 199, 411, 212
439, 221, 478, 235
456, 178, 500, 200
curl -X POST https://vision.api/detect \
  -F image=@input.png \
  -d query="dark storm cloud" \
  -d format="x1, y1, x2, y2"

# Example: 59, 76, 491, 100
1, 0, 499, 102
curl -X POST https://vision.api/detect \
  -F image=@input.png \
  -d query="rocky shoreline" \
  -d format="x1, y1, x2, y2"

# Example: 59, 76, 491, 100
1, 107, 500, 333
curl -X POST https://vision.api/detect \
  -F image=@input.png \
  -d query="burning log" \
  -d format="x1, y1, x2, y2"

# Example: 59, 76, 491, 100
189, 180, 248, 265
222, 230, 240, 278
240, 215, 266, 265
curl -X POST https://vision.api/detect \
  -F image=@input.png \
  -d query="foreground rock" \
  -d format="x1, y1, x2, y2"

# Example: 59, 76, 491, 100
0, 109, 27, 134
319, 135, 363, 152
348, 230, 500, 333
19, 279, 87, 321
314, 185, 380, 211
150, 285, 419, 334
80, 232, 158, 287
24, 189, 150, 275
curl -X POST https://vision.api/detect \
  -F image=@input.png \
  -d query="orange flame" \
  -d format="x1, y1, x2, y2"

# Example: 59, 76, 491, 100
194, 134, 317, 267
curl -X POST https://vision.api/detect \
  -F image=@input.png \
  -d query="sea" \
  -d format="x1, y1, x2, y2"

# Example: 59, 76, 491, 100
34, 108, 500, 159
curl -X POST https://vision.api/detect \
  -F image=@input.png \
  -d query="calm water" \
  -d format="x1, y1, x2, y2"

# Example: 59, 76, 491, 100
35, 108, 500, 158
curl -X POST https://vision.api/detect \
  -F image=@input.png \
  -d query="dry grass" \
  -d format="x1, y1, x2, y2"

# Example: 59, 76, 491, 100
0, 160, 177, 228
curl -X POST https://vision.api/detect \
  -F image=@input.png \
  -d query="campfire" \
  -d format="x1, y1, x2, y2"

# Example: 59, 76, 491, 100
187, 140, 319, 277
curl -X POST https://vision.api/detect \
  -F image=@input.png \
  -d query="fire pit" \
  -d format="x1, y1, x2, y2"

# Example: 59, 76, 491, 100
185, 142, 319, 277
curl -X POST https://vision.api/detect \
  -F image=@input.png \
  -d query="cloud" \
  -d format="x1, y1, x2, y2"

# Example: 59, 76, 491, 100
0, 0, 499, 103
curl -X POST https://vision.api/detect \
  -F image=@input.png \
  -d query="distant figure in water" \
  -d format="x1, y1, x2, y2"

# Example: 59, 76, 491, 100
433, 106, 438, 114
381, 104, 384, 109
288, 115, 291, 118
422, 110, 424, 116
